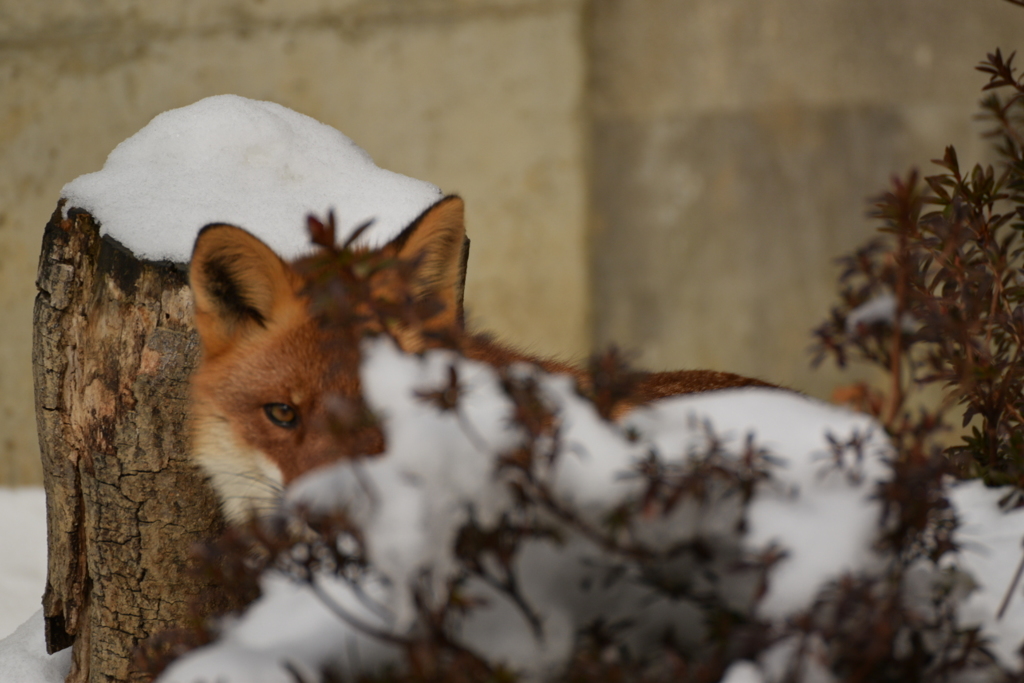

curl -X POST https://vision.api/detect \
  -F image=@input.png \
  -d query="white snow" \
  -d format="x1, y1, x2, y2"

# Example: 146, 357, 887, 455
0, 611, 71, 683
720, 660, 766, 683
623, 388, 891, 618
61, 95, 444, 263
160, 573, 401, 683
0, 488, 48, 640
844, 292, 917, 335
946, 480, 1024, 667
0, 488, 70, 683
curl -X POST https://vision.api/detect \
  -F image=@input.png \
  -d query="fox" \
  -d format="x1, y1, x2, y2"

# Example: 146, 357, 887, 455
188, 196, 773, 522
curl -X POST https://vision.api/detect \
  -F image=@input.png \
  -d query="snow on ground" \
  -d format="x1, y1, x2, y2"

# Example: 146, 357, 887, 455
948, 480, 1024, 666
60, 94, 444, 263
0, 488, 47, 640
0, 611, 71, 683
0, 487, 69, 683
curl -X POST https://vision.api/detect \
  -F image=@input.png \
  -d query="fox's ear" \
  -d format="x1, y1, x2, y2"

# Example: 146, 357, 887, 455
393, 195, 470, 328
190, 224, 300, 357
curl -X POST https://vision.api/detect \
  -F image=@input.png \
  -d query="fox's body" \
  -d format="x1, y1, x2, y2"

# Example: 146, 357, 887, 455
189, 196, 773, 521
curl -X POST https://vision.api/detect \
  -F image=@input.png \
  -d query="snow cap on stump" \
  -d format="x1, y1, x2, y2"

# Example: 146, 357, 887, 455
61, 94, 444, 263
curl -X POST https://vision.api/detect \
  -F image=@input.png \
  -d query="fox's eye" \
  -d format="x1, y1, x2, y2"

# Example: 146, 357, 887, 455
264, 403, 298, 428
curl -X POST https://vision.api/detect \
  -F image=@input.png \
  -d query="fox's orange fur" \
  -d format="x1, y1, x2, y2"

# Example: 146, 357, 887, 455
189, 196, 772, 521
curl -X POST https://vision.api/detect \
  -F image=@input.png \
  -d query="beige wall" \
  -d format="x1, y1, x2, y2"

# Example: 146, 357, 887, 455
2, 0, 1022, 484
0, 0, 588, 485
588, 0, 1024, 398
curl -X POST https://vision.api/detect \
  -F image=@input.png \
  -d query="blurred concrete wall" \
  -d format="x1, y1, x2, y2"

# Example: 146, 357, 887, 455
1, 0, 1021, 484
588, 0, 1024, 398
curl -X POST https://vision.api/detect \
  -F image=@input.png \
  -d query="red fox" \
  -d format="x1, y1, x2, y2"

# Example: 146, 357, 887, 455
188, 196, 772, 521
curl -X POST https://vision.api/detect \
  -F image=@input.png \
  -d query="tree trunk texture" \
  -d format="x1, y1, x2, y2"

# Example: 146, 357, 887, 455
33, 203, 226, 683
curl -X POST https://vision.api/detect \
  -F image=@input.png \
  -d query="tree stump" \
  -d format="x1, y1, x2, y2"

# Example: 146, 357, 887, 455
33, 203, 226, 683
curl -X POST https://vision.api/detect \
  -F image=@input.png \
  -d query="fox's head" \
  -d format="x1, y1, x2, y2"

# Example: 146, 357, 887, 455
188, 196, 468, 522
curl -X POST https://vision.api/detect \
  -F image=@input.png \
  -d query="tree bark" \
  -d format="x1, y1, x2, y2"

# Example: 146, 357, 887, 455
33, 203, 226, 683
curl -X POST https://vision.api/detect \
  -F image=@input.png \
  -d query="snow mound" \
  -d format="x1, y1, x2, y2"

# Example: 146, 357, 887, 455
60, 95, 443, 263
0, 487, 47, 641
624, 387, 890, 618
0, 610, 71, 683
948, 480, 1024, 666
